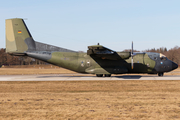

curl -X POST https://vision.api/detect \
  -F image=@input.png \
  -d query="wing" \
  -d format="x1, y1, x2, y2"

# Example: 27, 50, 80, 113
87, 45, 131, 60
87, 45, 115, 55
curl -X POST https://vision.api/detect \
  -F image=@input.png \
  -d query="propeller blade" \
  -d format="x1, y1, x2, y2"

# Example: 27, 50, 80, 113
131, 41, 134, 69
131, 56, 134, 69
131, 41, 133, 55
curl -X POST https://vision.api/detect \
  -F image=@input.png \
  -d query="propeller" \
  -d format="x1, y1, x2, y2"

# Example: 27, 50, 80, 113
131, 41, 134, 69
130, 42, 146, 69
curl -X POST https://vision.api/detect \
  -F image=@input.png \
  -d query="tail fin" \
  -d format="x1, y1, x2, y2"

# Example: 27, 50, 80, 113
6, 18, 36, 55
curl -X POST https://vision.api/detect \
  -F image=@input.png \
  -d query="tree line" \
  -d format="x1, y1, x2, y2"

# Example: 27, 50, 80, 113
0, 46, 180, 66
0, 48, 47, 66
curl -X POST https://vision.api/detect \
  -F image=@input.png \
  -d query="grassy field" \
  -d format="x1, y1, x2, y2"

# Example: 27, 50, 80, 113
0, 81, 180, 120
0, 66, 76, 75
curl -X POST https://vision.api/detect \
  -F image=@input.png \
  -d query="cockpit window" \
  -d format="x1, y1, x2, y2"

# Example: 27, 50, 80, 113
160, 53, 167, 60
160, 57, 167, 60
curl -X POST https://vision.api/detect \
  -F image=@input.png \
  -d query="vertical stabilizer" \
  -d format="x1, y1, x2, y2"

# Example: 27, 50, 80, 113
6, 18, 36, 54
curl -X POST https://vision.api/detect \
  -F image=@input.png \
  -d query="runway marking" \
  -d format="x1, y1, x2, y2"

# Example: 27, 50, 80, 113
0, 74, 180, 81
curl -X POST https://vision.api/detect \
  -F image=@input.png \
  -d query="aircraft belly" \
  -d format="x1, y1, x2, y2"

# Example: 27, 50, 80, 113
85, 67, 128, 74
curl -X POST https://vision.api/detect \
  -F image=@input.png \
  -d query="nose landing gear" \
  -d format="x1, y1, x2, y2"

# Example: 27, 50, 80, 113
104, 74, 111, 77
158, 72, 164, 76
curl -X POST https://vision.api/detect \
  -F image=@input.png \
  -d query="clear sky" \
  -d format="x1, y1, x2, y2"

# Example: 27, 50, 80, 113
1, 0, 180, 52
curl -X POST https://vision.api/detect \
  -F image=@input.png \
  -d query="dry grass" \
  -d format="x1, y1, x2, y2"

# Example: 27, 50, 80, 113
0, 81, 180, 120
0, 66, 180, 119
0, 68, 76, 75
0, 65, 76, 75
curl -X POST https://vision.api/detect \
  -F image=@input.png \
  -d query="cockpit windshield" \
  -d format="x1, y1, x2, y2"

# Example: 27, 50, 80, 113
160, 53, 167, 60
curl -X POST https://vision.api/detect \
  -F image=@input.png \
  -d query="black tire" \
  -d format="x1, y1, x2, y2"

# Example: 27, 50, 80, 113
158, 73, 164, 76
104, 74, 111, 77
96, 74, 103, 77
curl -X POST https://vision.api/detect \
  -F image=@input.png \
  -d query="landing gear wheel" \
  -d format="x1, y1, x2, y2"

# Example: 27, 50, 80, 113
158, 73, 164, 76
104, 74, 111, 77
96, 74, 103, 77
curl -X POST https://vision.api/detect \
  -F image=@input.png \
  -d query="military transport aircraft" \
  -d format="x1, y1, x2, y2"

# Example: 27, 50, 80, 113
5, 18, 178, 77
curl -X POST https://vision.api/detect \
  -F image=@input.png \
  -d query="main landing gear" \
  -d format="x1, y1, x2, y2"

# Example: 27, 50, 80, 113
96, 74, 103, 77
96, 74, 111, 77
158, 72, 164, 76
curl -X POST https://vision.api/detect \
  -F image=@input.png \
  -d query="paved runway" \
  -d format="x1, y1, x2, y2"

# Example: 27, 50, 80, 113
0, 74, 180, 81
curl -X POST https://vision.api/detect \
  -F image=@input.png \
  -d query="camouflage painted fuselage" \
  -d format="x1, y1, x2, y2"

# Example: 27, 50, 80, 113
26, 51, 176, 74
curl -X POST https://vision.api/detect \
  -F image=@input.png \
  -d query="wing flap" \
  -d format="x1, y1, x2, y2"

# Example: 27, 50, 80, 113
87, 45, 115, 55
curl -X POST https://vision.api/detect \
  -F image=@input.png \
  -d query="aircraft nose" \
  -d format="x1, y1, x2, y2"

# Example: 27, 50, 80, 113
172, 62, 178, 70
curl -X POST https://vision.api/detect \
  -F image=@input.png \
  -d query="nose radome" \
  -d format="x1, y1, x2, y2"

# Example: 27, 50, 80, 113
172, 62, 178, 70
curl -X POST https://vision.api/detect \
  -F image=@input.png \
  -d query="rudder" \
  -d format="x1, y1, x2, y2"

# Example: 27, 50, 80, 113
6, 18, 36, 54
